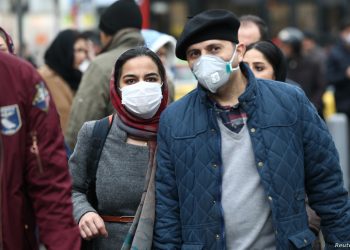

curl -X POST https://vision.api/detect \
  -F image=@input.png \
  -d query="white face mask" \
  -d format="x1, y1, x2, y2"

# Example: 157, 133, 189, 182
120, 81, 163, 119
78, 59, 90, 72
192, 47, 239, 93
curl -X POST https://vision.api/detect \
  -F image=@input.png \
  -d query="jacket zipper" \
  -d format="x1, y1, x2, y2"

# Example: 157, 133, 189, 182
30, 131, 43, 174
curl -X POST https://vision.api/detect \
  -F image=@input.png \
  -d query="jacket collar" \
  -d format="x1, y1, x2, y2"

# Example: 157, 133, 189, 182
238, 63, 257, 103
197, 62, 257, 105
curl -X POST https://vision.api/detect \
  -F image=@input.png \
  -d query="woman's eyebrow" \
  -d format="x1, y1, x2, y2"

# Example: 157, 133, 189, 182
122, 74, 137, 78
144, 72, 159, 77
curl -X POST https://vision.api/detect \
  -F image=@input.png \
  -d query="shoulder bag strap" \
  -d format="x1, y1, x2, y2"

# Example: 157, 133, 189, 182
85, 115, 114, 209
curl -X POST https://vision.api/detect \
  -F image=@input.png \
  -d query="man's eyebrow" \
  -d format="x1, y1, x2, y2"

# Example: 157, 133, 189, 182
206, 43, 223, 48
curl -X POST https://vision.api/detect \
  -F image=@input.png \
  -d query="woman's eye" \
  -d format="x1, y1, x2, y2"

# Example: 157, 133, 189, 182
255, 66, 264, 72
125, 79, 136, 84
146, 77, 158, 82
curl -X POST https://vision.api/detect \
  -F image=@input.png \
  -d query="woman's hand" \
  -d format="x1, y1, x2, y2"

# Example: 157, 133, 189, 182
79, 212, 108, 240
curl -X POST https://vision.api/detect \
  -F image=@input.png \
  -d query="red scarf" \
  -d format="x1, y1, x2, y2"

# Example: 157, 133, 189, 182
110, 74, 168, 137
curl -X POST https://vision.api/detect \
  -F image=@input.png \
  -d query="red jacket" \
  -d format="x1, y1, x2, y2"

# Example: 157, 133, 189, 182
0, 53, 80, 250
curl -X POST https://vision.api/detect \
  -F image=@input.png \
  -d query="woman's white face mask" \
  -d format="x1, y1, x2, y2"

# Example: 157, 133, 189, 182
120, 81, 163, 119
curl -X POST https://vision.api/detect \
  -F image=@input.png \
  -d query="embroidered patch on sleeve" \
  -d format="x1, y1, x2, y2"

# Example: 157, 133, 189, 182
0, 104, 22, 135
32, 81, 50, 112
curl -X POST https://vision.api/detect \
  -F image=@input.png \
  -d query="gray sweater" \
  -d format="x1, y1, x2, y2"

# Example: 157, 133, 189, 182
219, 120, 275, 250
69, 117, 149, 249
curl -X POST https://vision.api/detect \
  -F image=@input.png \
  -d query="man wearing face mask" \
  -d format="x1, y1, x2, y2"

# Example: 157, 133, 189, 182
153, 9, 350, 250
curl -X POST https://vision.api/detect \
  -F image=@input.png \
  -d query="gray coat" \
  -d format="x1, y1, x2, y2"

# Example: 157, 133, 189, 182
69, 117, 149, 249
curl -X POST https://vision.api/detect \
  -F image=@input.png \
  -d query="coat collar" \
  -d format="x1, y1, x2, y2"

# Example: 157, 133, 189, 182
101, 28, 144, 53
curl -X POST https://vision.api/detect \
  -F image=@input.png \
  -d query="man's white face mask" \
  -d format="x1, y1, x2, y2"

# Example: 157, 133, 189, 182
192, 46, 239, 93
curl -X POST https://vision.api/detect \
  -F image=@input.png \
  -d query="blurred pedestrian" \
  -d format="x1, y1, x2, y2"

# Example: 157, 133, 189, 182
82, 29, 102, 57
0, 26, 15, 54
69, 46, 168, 249
326, 18, 350, 119
277, 27, 326, 116
302, 30, 327, 68
38, 29, 89, 134
153, 9, 350, 249
80, 29, 102, 71
20, 42, 38, 67
238, 14, 269, 46
142, 29, 176, 102
0, 52, 80, 250
0, 27, 37, 66
66, 0, 144, 150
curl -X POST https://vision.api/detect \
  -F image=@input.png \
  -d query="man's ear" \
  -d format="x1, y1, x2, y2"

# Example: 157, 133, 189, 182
236, 43, 246, 62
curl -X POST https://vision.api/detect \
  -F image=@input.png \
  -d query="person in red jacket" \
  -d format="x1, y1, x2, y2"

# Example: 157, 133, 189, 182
0, 52, 80, 250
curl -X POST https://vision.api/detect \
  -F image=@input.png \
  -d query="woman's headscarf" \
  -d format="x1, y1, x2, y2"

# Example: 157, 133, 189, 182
44, 29, 82, 91
110, 47, 169, 141
0, 27, 15, 54
110, 71, 168, 140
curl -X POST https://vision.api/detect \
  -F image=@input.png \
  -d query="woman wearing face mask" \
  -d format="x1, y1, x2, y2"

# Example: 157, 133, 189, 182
38, 29, 89, 133
69, 46, 168, 249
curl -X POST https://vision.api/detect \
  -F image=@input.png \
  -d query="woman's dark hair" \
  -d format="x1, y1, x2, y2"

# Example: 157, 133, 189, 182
44, 29, 83, 91
246, 40, 287, 81
114, 46, 167, 90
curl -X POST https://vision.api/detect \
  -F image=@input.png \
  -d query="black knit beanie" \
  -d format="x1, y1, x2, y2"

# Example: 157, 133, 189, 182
99, 0, 142, 36
176, 9, 240, 60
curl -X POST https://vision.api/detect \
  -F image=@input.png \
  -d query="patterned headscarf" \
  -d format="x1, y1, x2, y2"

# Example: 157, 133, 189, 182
0, 27, 15, 54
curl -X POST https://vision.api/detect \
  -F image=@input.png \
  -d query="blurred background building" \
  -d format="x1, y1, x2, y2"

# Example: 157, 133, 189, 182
1, 0, 350, 65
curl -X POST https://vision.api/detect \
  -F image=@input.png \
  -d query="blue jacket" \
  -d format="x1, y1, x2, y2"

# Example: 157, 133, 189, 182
154, 65, 350, 249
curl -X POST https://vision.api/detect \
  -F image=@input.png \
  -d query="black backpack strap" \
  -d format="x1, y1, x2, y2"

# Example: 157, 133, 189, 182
85, 115, 114, 209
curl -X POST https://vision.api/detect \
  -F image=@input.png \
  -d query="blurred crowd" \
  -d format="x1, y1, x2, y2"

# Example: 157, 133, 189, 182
2, 8, 350, 122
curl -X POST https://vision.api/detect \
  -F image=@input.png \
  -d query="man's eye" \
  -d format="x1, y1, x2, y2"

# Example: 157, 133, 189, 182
188, 51, 200, 59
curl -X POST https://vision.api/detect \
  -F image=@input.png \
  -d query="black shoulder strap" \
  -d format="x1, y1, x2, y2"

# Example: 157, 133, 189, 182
85, 115, 114, 209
